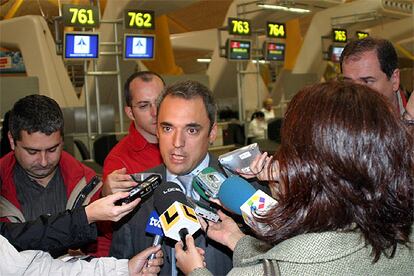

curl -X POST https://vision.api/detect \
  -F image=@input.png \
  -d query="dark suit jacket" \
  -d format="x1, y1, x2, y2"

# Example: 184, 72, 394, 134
110, 154, 236, 275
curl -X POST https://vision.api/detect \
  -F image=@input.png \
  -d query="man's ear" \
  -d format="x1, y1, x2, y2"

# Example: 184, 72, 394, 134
124, 106, 135, 121
7, 131, 15, 150
208, 123, 218, 144
391, 68, 400, 92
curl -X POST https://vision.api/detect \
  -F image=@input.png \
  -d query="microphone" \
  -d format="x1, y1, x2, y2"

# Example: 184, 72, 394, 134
145, 210, 164, 260
154, 182, 201, 249
218, 176, 277, 232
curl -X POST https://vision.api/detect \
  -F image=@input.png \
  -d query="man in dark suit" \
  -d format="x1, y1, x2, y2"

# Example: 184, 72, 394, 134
109, 80, 234, 275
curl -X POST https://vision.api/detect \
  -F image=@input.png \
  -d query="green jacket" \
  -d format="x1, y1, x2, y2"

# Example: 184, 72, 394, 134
192, 230, 413, 276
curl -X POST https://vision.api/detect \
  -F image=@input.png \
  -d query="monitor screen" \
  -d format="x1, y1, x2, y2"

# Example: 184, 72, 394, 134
330, 46, 344, 63
124, 34, 155, 60
227, 39, 251, 60
64, 32, 99, 59
264, 42, 285, 61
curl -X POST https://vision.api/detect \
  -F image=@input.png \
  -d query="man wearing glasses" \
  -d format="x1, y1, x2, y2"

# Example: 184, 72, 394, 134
102, 71, 164, 196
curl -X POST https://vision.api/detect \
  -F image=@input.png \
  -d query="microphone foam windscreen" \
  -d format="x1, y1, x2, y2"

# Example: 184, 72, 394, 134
154, 181, 187, 214
218, 176, 257, 215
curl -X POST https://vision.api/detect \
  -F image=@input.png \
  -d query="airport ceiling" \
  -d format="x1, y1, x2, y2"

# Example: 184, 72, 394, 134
1, 0, 413, 74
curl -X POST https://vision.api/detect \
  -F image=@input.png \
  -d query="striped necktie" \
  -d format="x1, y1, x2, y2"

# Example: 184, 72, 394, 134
177, 174, 194, 197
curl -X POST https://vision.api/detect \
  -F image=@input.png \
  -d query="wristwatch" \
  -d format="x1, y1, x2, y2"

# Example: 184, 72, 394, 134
402, 110, 414, 125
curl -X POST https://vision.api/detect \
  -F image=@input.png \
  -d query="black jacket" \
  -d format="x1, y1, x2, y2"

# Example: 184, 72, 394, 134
0, 207, 97, 254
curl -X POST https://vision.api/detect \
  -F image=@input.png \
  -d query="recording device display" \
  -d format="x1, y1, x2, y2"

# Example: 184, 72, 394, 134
218, 143, 261, 175
154, 182, 200, 243
192, 167, 226, 199
64, 32, 99, 59
115, 174, 161, 205
187, 197, 220, 222
145, 210, 163, 260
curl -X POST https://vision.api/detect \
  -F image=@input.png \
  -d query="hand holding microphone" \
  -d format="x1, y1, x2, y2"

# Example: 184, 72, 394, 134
154, 182, 201, 249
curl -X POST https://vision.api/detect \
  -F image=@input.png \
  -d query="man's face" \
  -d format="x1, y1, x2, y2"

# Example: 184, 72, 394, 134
342, 50, 400, 106
157, 95, 217, 175
125, 77, 164, 142
9, 130, 63, 180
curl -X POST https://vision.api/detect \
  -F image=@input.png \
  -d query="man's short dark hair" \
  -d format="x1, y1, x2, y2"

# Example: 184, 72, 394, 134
340, 37, 398, 80
9, 94, 64, 141
124, 71, 165, 106
157, 80, 217, 133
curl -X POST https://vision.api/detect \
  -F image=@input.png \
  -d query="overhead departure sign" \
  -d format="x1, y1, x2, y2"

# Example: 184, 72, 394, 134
356, 31, 369, 39
266, 22, 286, 38
124, 34, 155, 60
263, 42, 285, 61
124, 10, 155, 30
228, 18, 251, 36
62, 4, 99, 28
332, 28, 347, 43
227, 39, 251, 60
64, 32, 99, 60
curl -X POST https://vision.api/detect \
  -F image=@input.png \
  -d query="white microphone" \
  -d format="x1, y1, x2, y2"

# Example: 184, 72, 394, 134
154, 182, 201, 249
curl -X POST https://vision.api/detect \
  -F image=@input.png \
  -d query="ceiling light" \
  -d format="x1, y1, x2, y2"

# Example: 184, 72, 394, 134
197, 58, 211, 63
257, 3, 311, 14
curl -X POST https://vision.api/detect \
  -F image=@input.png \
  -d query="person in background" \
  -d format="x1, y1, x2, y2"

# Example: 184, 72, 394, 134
261, 98, 275, 121
0, 233, 163, 276
102, 71, 164, 196
175, 81, 413, 275
0, 95, 109, 256
0, 111, 12, 157
340, 37, 406, 116
248, 111, 267, 141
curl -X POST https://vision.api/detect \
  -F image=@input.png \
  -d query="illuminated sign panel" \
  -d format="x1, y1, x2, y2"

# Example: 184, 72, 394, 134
356, 31, 369, 39
228, 18, 251, 36
264, 42, 285, 61
62, 4, 99, 27
124, 10, 155, 30
329, 45, 344, 63
124, 34, 155, 60
332, 28, 347, 43
64, 32, 99, 59
227, 39, 251, 60
266, 22, 286, 38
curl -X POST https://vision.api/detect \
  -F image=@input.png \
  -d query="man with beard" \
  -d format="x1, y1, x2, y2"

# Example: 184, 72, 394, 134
0, 94, 108, 256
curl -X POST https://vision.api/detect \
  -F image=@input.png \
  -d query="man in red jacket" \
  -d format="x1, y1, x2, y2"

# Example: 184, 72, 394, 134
0, 94, 109, 256
102, 71, 164, 196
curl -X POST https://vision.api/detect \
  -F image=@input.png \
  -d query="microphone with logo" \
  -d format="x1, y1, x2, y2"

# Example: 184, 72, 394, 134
193, 167, 277, 232
217, 175, 277, 232
154, 182, 201, 250
145, 210, 164, 260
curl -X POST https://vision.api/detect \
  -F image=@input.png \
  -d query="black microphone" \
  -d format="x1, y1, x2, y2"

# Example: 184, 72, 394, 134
153, 182, 201, 249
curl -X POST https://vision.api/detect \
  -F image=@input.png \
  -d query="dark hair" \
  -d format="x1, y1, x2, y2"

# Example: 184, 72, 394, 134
251, 111, 265, 121
259, 81, 413, 262
9, 94, 64, 140
157, 80, 217, 133
340, 37, 398, 80
124, 71, 165, 106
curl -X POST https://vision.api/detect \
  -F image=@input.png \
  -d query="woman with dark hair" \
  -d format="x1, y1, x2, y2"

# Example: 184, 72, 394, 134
175, 81, 414, 275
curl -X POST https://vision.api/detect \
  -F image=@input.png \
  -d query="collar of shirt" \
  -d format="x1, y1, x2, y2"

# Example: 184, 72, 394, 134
166, 153, 210, 194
